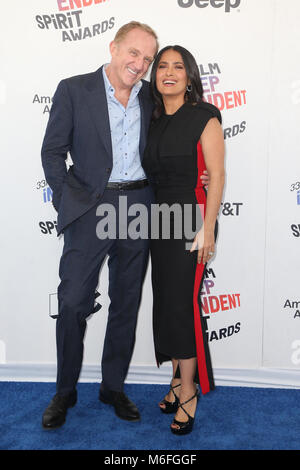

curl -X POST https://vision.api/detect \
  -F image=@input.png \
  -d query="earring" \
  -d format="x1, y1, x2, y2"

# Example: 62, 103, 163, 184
186, 84, 192, 92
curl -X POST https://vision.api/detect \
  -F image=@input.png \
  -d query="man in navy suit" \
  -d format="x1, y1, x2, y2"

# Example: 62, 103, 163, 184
41, 21, 159, 428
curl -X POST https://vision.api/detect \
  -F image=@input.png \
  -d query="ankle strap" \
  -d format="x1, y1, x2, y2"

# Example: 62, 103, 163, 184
170, 382, 180, 401
170, 383, 181, 391
178, 390, 199, 418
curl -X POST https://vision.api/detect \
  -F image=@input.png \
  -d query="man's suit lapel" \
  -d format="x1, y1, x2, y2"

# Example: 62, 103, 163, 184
84, 69, 152, 165
84, 66, 113, 160
138, 82, 152, 161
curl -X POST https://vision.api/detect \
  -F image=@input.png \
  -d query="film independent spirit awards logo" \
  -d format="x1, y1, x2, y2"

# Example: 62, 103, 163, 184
35, 0, 115, 42
201, 268, 241, 343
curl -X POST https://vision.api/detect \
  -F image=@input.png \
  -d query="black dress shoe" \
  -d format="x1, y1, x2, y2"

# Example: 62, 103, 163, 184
99, 388, 140, 422
42, 391, 77, 429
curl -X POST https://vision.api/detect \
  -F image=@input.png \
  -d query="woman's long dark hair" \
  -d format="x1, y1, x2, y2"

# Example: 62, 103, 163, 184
150, 45, 203, 120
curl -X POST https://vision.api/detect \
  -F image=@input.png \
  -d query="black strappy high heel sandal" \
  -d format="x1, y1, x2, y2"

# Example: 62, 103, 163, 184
159, 383, 181, 414
170, 388, 199, 435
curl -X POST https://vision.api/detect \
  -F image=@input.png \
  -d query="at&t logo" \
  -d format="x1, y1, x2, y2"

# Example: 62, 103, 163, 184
178, 0, 241, 12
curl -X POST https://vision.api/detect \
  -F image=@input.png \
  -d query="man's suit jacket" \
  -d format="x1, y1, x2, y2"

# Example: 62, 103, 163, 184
41, 66, 154, 236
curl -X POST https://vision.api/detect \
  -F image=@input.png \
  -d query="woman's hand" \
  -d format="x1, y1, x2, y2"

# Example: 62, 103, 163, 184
190, 227, 215, 264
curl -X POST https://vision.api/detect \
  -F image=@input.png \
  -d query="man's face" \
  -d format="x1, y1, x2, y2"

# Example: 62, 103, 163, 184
109, 28, 157, 90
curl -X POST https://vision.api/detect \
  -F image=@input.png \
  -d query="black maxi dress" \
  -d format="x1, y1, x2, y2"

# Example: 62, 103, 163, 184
142, 101, 222, 395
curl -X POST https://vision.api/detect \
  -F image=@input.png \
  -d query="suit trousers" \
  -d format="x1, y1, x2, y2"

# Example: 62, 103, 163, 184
56, 185, 154, 395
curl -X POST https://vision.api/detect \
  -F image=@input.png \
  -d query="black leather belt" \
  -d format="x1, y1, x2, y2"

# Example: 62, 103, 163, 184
106, 179, 148, 190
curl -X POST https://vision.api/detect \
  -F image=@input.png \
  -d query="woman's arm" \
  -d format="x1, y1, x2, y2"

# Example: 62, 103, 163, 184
190, 117, 225, 264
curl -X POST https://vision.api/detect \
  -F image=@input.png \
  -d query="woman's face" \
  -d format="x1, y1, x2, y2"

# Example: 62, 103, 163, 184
155, 49, 190, 99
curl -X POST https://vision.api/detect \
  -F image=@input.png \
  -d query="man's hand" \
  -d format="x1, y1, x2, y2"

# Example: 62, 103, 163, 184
200, 170, 210, 189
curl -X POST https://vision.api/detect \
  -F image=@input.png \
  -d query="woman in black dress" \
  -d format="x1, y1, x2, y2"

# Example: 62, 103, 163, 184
142, 45, 225, 435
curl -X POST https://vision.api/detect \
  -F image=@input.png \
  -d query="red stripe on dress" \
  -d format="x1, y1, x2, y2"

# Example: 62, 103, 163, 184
193, 141, 211, 394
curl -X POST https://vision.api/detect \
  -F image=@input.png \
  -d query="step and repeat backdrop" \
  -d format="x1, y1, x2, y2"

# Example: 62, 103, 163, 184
1, 0, 299, 384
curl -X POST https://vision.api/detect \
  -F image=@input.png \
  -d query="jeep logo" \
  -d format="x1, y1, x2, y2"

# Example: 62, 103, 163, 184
178, 0, 241, 12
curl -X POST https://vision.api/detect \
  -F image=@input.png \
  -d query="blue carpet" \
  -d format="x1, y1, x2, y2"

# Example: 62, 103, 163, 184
1, 382, 300, 450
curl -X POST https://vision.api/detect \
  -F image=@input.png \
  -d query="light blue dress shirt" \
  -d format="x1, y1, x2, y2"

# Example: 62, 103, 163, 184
102, 66, 147, 182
